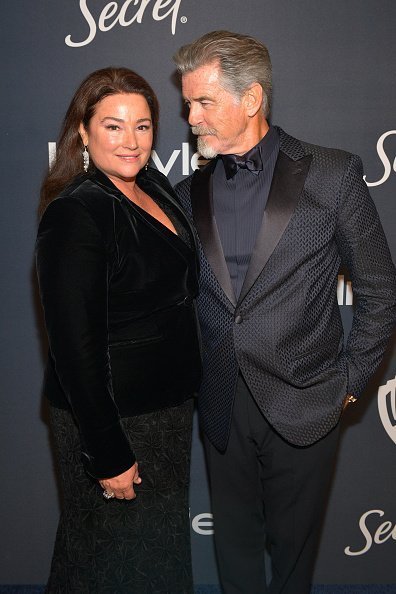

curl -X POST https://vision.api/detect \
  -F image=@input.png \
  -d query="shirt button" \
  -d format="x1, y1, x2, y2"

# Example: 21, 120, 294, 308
234, 315, 243, 324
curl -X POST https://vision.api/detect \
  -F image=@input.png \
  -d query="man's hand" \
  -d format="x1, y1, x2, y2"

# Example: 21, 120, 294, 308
342, 394, 357, 411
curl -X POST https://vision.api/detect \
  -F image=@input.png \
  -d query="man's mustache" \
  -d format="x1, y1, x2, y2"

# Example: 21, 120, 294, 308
191, 126, 216, 136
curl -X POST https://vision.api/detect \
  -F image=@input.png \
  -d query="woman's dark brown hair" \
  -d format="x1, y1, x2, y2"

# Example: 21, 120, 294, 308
39, 67, 159, 216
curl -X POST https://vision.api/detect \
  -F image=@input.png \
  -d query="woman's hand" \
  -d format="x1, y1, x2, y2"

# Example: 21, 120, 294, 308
99, 462, 141, 500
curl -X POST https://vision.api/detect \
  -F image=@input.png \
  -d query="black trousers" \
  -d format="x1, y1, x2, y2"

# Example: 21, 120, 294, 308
205, 375, 340, 594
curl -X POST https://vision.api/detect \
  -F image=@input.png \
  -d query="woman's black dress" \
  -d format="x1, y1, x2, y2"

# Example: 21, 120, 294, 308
48, 401, 194, 593
36, 168, 202, 594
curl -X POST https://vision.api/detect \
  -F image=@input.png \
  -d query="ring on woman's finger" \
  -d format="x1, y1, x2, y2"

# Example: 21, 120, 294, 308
102, 490, 115, 500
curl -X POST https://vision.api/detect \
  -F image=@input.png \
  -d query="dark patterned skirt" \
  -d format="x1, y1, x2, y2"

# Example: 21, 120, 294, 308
46, 399, 194, 594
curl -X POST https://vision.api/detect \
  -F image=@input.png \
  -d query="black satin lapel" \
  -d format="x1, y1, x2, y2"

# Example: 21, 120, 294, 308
239, 151, 312, 303
191, 163, 237, 306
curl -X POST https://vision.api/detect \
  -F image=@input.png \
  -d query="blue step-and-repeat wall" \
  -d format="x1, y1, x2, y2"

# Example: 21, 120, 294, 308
1, 0, 396, 589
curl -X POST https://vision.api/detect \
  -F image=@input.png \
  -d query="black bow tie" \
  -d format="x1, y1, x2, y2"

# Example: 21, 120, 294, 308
221, 145, 263, 180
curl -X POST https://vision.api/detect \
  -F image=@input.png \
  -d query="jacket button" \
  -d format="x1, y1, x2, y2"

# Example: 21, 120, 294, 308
183, 296, 192, 306
234, 315, 243, 324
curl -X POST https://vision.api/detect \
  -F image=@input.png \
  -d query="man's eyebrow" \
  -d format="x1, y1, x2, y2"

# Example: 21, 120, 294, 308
185, 95, 213, 102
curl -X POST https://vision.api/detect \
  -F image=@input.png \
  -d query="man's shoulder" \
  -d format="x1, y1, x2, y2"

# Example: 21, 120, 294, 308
174, 171, 196, 204
174, 172, 194, 191
301, 138, 354, 163
278, 127, 357, 169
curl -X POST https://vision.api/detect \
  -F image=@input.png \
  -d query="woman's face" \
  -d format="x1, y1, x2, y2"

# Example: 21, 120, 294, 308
79, 93, 153, 184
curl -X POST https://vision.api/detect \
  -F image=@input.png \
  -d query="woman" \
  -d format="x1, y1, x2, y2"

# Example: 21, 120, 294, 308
36, 67, 202, 593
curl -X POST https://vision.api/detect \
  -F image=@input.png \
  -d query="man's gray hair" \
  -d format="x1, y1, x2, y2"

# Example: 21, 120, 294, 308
173, 30, 272, 117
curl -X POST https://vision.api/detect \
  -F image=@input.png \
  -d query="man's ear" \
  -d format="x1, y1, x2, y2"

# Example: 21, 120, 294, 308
78, 122, 88, 146
243, 83, 264, 118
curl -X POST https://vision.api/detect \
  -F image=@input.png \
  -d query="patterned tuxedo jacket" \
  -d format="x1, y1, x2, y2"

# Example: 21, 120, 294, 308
175, 127, 396, 450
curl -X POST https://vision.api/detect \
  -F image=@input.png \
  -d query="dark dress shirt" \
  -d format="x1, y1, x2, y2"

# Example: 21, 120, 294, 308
213, 126, 280, 299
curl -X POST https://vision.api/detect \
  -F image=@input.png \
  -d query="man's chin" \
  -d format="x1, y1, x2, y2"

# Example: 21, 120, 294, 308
197, 137, 218, 159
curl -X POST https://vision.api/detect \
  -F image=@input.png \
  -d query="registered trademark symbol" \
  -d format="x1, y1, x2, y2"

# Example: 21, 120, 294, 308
180, 16, 187, 23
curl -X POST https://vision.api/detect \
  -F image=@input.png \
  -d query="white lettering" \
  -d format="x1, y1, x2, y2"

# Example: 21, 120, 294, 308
191, 512, 214, 535
182, 142, 190, 176
48, 142, 57, 169
65, 0, 97, 47
374, 521, 394, 544
337, 274, 353, 306
119, 0, 150, 26
150, 145, 209, 175
345, 279, 353, 305
344, 509, 380, 556
344, 509, 396, 556
65, 0, 184, 47
98, 2, 118, 32
152, 0, 182, 35
151, 148, 181, 176
364, 130, 396, 187
191, 151, 209, 171
48, 142, 207, 176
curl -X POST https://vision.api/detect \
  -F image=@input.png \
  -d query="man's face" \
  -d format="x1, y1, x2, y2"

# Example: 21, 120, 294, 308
182, 62, 251, 158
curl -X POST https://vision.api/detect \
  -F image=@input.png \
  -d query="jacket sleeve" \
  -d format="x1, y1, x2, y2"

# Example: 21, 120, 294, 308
36, 197, 136, 478
335, 153, 396, 397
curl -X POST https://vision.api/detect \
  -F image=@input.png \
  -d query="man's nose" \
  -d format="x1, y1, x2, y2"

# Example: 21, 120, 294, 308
188, 103, 202, 127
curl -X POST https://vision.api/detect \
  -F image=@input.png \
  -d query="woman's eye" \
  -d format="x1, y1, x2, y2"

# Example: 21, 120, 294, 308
137, 125, 151, 131
106, 125, 120, 131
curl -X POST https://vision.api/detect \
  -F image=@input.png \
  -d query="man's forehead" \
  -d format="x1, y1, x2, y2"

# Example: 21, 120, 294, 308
182, 65, 229, 102
182, 63, 221, 88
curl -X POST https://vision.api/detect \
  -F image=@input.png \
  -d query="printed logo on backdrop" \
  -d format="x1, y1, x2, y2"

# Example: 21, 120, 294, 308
48, 142, 209, 176
343, 378, 396, 557
65, 0, 187, 47
378, 375, 396, 445
364, 130, 396, 187
344, 509, 396, 556
191, 513, 214, 536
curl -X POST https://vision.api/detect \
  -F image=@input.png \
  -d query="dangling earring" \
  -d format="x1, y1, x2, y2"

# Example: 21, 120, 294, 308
82, 145, 89, 172
144, 162, 148, 171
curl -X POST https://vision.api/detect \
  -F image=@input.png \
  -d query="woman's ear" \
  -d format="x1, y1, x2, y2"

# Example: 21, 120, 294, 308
244, 83, 264, 118
78, 122, 88, 146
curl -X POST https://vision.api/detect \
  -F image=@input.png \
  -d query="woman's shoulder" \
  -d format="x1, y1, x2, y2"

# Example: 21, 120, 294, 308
43, 172, 118, 219
39, 173, 121, 246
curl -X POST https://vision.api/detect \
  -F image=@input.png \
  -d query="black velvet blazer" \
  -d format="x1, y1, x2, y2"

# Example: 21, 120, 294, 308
36, 167, 202, 478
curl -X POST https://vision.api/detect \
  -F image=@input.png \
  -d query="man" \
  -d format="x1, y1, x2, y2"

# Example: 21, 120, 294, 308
173, 31, 396, 593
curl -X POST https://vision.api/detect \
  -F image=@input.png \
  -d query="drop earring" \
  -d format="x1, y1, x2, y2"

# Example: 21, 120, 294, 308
82, 145, 89, 172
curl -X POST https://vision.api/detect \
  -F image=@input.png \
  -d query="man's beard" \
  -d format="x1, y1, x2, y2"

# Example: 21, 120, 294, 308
191, 126, 218, 159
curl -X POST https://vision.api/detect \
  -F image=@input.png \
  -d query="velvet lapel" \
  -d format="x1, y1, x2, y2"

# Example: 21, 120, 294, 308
92, 167, 199, 272
138, 172, 199, 255
238, 148, 312, 304
191, 160, 237, 306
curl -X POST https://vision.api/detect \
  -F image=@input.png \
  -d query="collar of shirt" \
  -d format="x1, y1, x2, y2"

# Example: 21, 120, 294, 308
217, 125, 280, 180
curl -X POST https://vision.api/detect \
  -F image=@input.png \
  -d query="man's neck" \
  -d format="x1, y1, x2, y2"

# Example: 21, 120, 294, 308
233, 118, 269, 156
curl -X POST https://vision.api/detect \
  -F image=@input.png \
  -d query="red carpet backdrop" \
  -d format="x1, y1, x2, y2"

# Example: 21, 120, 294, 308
1, 0, 395, 590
